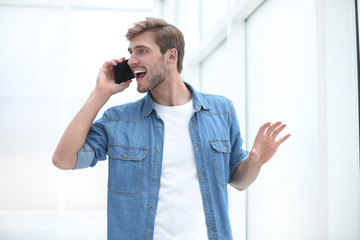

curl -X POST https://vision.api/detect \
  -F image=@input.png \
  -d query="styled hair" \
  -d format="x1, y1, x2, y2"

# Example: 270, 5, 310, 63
126, 17, 185, 73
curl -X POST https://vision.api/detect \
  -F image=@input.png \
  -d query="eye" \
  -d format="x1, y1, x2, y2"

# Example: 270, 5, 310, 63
140, 49, 147, 53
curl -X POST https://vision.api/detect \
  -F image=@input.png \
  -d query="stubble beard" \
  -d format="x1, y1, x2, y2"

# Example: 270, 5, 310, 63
137, 56, 167, 93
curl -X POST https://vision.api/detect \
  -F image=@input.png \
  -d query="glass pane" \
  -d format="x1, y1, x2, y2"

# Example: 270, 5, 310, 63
199, 40, 227, 94
201, 0, 228, 40
0, 99, 59, 210
69, 0, 153, 9
246, 0, 321, 239
0, 7, 65, 98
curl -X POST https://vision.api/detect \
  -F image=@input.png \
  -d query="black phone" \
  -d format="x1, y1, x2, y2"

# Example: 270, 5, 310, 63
112, 59, 135, 84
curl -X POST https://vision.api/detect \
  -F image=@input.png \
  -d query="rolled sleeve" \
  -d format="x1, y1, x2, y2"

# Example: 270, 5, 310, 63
228, 150, 248, 183
74, 142, 96, 170
73, 110, 110, 170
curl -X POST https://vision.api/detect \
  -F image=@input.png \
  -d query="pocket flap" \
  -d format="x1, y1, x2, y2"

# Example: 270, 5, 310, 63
109, 145, 147, 161
209, 139, 231, 153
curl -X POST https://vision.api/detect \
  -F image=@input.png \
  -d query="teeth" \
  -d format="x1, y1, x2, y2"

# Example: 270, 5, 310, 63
134, 70, 146, 74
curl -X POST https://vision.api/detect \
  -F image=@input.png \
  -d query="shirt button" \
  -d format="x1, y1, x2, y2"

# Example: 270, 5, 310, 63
224, 147, 227, 151
153, 178, 157, 181
156, 150, 160, 154
149, 205, 153, 210
146, 233, 150, 237
157, 123, 161, 127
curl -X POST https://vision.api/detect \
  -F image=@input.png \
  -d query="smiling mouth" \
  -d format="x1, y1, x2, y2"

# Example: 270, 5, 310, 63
134, 70, 147, 80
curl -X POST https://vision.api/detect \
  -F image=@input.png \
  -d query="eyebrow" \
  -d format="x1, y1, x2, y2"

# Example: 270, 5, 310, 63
128, 45, 149, 53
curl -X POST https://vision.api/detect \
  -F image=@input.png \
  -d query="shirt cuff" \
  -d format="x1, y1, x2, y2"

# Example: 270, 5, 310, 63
74, 142, 95, 170
228, 150, 249, 183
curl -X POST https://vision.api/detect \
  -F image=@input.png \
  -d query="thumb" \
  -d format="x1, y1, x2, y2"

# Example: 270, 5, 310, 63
112, 79, 132, 94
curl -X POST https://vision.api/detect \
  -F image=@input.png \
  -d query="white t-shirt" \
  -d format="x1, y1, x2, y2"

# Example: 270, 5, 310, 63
153, 99, 208, 240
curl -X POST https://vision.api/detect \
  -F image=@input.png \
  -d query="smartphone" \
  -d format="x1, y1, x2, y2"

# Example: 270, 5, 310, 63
112, 59, 135, 84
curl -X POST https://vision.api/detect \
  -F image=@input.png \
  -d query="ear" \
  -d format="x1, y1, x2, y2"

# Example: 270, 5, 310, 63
165, 48, 178, 65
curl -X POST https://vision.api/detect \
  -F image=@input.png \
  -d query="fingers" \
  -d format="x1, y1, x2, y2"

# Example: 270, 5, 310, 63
109, 79, 132, 95
112, 57, 126, 65
257, 121, 291, 144
265, 122, 282, 136
271, 123, 286, 139
103, 58, 126, 68
277, 133, 291, 145
257, 122, 271, 135
116, 79, 132, 91
254, 122, 271, 142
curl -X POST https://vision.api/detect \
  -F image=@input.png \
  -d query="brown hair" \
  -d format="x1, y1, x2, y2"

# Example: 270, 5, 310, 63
126, 17, 185, 73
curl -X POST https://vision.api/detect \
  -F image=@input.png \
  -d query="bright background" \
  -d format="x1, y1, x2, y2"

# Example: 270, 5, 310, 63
0, 0, 359, 239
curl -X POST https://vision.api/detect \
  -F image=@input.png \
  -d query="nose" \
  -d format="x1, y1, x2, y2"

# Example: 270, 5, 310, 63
127, 54, 138, 67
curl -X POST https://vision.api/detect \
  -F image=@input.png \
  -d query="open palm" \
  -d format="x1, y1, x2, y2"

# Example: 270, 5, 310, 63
249, 122, 291, 165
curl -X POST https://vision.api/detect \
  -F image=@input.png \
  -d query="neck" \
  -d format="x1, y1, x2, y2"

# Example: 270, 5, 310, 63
150, 74, 192, 106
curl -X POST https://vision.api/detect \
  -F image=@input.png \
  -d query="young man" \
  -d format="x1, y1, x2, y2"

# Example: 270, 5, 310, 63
53, 17, 290, 240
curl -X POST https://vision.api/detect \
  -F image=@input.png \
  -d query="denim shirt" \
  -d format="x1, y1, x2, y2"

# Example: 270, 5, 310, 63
75, 83, 248, 240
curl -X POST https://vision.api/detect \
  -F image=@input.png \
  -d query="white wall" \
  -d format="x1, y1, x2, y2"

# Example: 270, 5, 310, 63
179, 0, 359, 239
246, 0, 323, 238
323, 0, 359, 238
0, 1, 156, 239
246, 0, 359, 239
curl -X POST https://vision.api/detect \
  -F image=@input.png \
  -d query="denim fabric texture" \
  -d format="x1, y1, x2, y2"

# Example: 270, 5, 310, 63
75, 83, 248, 240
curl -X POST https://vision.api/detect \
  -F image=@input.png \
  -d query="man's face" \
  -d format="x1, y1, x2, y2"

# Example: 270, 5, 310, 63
128, 31, 167, 93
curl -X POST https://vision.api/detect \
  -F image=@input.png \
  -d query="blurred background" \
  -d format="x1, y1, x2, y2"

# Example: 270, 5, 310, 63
0, 0, 359, 239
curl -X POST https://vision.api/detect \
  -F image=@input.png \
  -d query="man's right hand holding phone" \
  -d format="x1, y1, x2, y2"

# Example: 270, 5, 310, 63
95, 58, 133, 102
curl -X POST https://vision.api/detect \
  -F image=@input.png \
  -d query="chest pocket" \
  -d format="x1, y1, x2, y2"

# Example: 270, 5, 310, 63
108, 145, 147, 196
210, 139, 231, 187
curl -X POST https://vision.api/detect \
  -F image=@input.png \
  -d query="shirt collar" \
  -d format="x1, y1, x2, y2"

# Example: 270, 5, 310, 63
185, 82, 211, 112
142, 82, 211, 118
